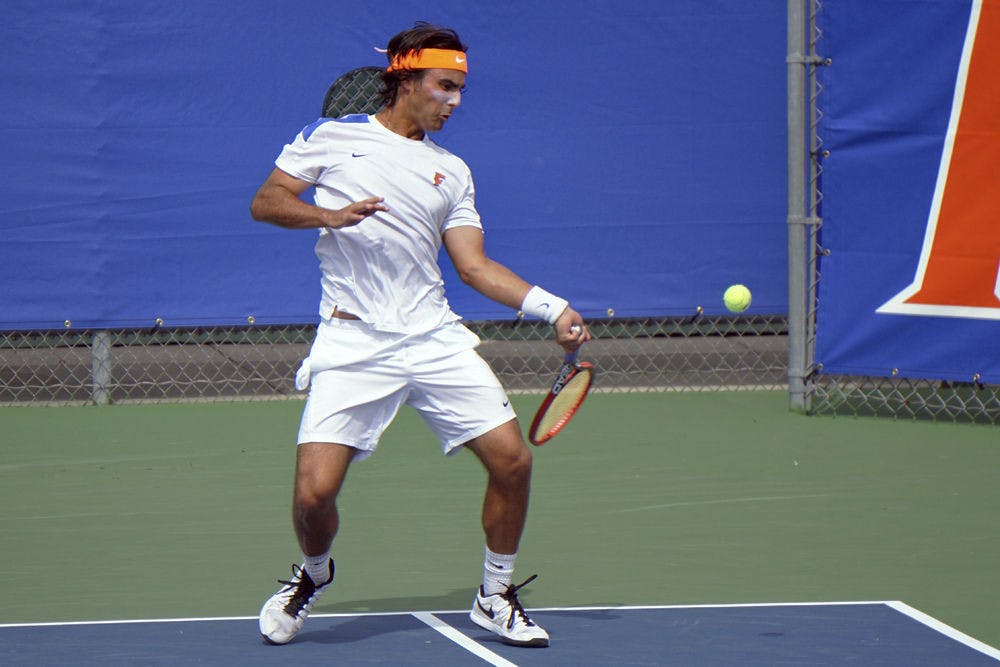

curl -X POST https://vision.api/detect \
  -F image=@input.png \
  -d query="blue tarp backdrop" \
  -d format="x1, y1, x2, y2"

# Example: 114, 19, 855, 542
816, 0, 1000, 384
0, 1, 788, 330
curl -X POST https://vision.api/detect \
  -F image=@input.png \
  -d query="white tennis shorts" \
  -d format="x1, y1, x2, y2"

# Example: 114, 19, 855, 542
296, 317, 516, 460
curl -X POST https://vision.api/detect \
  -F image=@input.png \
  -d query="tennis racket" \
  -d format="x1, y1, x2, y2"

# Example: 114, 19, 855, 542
321, 66, 385, 118
528, 347, 594, 446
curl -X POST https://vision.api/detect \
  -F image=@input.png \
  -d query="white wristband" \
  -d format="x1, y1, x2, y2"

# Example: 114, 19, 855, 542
521, 286, 569, 325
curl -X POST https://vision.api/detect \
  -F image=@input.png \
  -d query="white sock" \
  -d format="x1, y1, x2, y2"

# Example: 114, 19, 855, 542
303, 552, 332, 585
482, 547, 517, 596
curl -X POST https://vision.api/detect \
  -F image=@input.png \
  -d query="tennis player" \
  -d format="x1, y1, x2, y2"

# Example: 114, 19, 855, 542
250, 22, 590, 648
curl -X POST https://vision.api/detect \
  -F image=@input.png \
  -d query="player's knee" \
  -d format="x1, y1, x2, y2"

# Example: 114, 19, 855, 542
495, 446, 533, 485
293, 475, 338, 512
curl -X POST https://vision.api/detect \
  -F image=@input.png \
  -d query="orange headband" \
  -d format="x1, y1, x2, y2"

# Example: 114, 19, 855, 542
387, 48, 468, 73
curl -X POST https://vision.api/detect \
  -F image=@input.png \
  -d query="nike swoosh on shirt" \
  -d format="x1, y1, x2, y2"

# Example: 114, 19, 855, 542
352, 152, 368, 158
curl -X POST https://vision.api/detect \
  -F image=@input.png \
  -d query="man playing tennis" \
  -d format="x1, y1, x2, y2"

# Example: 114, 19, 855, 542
250, 22, 590, 648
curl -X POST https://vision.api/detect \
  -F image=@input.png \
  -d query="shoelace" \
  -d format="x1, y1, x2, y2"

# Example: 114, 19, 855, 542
276, 564, 317, 616
497, 574, 538, 630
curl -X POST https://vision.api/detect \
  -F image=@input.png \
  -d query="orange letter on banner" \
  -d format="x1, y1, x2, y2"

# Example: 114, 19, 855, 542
879, 0, 1000, 319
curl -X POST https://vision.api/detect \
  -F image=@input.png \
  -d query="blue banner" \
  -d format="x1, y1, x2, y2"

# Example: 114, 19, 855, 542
0, 1, 787, 330
816, 0, 1000, 384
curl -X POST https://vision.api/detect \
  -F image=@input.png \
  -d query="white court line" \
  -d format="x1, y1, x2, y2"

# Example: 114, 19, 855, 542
615, 493, 835, 513
530, 600, 891, 612
886, 600, 1000, 661
0, 600, 940, 628
411, 612, 517, 667
0, 600, 885, 627
0, 610, 417, 629
2, 600, 998, 659
0, 615, 258, 628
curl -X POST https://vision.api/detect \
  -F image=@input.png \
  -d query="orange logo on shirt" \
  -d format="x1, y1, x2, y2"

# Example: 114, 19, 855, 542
433, 172, 446, 186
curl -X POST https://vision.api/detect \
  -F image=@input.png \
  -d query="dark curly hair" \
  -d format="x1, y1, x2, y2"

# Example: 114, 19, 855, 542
377, 22, 468, 108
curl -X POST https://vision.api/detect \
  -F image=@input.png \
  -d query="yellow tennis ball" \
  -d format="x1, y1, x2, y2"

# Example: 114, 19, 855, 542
723, 284, 751, 313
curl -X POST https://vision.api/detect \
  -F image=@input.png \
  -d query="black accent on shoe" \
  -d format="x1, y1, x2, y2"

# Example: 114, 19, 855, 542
498, 574, 539, 632
276, 565, 317, 617
476, 597, 496, 619
275, 560, 333, 617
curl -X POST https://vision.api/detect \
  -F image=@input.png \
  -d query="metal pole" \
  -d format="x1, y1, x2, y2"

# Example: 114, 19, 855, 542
787, 0, 809, 412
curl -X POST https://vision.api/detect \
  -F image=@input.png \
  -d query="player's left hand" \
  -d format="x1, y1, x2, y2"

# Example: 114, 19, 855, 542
327, 197, 390, 228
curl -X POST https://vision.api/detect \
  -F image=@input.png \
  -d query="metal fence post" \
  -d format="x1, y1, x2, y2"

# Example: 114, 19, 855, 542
787, 0, 811, 412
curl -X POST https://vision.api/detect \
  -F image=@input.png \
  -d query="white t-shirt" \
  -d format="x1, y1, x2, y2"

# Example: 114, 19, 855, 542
275, 114, 483, 333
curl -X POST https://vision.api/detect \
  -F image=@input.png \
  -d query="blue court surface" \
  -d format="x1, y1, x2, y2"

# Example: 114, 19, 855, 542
2, 602, 997, 666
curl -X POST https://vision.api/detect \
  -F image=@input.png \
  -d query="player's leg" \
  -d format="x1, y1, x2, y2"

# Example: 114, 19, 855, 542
292, 441, 354, 560
465, 423, 549, 647
464, 420, 532, 555
259, 351, 407, 645
259, 441, 352, 645
406, 334, 550, 649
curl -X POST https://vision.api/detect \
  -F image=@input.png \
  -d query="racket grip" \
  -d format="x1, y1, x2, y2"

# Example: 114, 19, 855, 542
565, 325, 582, 363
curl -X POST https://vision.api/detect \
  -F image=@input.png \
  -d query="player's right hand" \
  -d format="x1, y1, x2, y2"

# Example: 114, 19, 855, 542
554, 308, 591, 353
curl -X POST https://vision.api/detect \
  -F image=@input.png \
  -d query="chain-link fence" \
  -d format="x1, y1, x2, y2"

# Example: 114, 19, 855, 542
810, 374, 1000, 424
0, 316, 787, 406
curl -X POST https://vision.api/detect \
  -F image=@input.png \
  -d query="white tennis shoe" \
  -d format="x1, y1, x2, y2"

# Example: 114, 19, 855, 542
470, 575, 549, 648
259, 561, 333, 645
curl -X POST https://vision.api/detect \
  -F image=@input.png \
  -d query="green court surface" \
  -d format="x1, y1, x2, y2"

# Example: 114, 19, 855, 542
1, 392, 997, 649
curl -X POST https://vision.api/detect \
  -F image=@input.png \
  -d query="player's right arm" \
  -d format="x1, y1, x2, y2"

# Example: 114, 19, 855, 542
250, 168, 387, 230
443, 225, 590, 352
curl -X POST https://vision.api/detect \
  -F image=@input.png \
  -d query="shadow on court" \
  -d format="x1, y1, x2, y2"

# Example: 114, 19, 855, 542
318, 587, 475, 615
298, 613, 429, 646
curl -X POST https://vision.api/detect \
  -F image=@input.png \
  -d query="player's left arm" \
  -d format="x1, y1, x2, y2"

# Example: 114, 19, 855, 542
443, 225, 590, 350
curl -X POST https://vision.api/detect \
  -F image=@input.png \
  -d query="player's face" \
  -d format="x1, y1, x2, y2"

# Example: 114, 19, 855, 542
404, 69, 465, 133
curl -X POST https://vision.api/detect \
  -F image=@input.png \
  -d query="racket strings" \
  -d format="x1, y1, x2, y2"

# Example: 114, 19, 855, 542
533, 369, 592, 438
322, 67, 385, 118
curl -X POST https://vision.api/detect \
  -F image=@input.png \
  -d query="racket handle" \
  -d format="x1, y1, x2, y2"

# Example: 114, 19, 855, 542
565, 325, 582, 363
